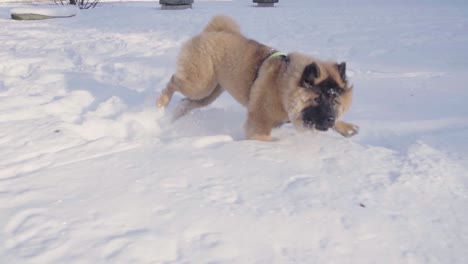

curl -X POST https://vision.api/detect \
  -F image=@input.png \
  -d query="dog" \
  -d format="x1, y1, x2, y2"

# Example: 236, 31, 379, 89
156, 15, 359, 141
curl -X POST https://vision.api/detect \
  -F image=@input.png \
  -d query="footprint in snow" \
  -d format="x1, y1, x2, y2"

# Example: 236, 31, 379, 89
284, 175, 317, 191
182, 228, 242, 259
3, 208, 68, 258
98, 229, 148, 260
96, 229, 178, 262
185, 232, 222, 250
202, 185, 240, 205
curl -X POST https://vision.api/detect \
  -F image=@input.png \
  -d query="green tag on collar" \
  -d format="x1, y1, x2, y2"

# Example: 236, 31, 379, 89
269, 51, 287, 59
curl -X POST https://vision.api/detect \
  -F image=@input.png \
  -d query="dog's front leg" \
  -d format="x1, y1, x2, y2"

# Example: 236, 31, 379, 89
333, 120, 359, 137
244, 113, 274, 141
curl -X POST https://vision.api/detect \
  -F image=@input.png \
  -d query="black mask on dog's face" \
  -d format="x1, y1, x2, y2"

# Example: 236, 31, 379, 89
300, 62, 346, 131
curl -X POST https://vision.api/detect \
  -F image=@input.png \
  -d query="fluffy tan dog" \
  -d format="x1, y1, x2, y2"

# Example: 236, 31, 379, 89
157, 15, 358, 141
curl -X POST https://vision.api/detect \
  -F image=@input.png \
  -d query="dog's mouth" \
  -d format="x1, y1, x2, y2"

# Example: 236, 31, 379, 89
303, 120, 314, 128
304, 122, 329, 131
314, 125, 329, 131
301, 105, 336, 132
302, 115, 332, 132
302, 120, 327, 131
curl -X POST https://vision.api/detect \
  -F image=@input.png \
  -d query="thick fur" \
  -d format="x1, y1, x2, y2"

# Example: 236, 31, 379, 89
157, 15, 358, 141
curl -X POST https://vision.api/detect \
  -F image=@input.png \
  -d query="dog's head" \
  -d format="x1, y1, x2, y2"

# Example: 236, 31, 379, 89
284, 54, 353, 131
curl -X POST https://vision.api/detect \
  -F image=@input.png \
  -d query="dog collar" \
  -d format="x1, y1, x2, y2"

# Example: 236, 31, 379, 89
268, 51, 287, 59
254, 50, 289, 81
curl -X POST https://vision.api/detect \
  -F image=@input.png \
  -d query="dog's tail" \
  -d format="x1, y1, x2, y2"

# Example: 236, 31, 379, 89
203, 15, 241, 35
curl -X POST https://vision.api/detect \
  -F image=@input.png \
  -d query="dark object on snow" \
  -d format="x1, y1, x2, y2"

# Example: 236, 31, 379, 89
359, 203, 366, 208
11, 13, 75, 20
160, 0, 194, 10
54, 0, 99, 9
253, 0, 278, 7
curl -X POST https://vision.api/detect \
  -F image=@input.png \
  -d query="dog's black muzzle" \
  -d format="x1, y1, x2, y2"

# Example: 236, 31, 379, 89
302, 104, 336, 131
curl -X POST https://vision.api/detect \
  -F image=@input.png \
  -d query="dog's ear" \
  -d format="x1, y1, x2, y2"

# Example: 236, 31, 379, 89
337, 62, 346, 81
301, 63, 320, 88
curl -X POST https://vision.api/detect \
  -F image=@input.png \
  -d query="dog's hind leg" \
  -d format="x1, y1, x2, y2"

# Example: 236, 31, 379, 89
172, 85, 224, 120
156, 75, 178, 108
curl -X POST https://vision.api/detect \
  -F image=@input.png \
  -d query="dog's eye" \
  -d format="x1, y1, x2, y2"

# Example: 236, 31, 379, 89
314, 97, 321, 103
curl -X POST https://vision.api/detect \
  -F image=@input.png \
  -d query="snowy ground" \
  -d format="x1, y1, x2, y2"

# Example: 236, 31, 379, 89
1, 0, 468, 263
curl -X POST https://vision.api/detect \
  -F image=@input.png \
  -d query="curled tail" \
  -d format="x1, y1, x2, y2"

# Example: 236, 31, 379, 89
203, 15, 241, 35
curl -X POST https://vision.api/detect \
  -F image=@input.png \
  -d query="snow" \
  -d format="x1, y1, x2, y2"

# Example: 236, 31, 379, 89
10, 6, 78, 17
1, 0, 468, 263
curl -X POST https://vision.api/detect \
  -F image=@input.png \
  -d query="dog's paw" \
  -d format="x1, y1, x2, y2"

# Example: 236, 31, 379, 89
334, 121, 359, 138
344, 124, 359, 137
248, 134, 273, 142
156, 94, 170, 108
